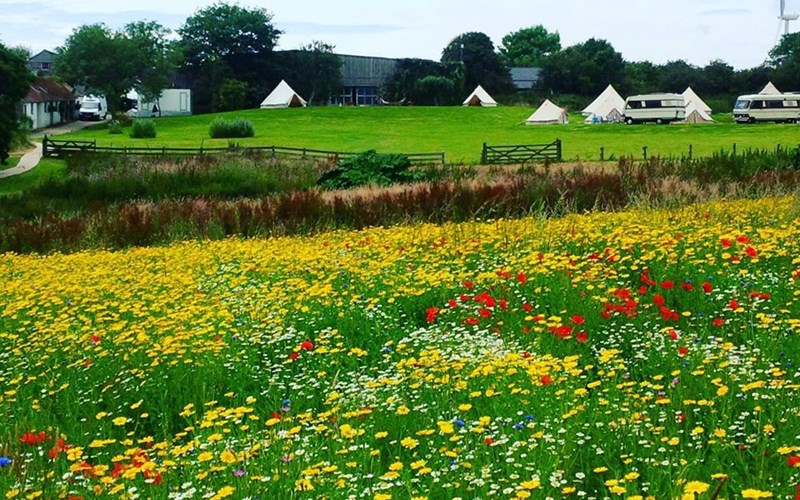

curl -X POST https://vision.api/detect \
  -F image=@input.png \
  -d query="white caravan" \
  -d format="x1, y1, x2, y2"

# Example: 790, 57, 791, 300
623, 93, 685, 124
732, 93, 800, 123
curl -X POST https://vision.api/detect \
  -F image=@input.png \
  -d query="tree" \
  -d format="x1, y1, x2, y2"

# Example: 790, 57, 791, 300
124, 21, 179, 107
215, 78, 249, 111
415, 75, 455, 106
382, 59, 462, 105
281, 41, 342, 105
178, 2, 282, 111
0, 43, 34, 164
54, 24, 139, 113
441, 32, 512, 95
656, 60, 700, 93
8, 45, 31, 61
700, 59, 735, 95
623, 61, 660, 95
768, 32, 800, 91
499, 25, 560, 67
540, 38, 624, 96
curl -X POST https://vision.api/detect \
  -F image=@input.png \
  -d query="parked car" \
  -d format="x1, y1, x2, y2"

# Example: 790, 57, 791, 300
623, 93, 685, 124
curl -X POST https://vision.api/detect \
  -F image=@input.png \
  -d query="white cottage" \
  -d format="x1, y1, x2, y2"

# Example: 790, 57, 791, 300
21, 78, 77, 130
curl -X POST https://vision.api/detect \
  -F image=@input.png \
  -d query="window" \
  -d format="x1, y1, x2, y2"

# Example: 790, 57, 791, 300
734, 100, 751, 110
767, 100, 784, 109
783, 100, 798, 108
356, 86, 378, 105
626, 100, 642, 109
645, 100, 662, 108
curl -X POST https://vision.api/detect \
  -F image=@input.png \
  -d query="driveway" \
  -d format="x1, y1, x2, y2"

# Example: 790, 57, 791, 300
0, 118, 106, 179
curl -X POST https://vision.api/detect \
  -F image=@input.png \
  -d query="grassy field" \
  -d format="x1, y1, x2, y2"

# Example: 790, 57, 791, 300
0, 160, 66, 196
63, 106, 800, 163
2, 197, 799, 498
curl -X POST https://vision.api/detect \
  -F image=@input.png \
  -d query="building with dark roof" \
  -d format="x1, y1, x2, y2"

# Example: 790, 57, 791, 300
335, 54, 399, 105
20, 78, 77, 130
509, 67, 541, 90
28, 50, 56, 76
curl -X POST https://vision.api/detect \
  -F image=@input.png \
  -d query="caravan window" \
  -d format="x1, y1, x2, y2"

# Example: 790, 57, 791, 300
767, 100, 784, 109
626, 100, 643, 109
784, 100, 799, 108
734, 99, 751, 110
644, 100, 662, 108
661, 99, 682, 107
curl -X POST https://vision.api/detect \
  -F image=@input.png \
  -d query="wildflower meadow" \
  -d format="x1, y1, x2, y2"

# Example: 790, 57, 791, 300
1, 196, 800, 499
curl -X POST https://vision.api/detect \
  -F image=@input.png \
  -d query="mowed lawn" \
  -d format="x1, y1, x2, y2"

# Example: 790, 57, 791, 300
64, 106, 800, 163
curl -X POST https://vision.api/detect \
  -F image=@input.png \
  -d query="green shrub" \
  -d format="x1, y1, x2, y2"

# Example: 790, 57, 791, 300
108, 120, 123, 135
112, 111, 133, 126
130, 120, 156, 139
209, 118, 255, 139
317, 150, 423, 189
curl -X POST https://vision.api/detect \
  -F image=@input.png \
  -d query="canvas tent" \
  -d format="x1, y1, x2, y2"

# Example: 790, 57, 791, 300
760, 82, 781, 95
463, 85, 498, 107
684, 102, 713, 123
526, 99, 568, 125
260, 80, 307, 109
582, 84, 625, 123
682, 87, 712, 114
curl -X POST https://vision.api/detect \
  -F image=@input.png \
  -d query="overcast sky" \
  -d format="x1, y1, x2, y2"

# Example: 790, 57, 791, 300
0, 0, 797, 69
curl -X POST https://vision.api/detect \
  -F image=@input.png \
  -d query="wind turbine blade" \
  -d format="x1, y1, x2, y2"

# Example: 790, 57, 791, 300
781, 0, 786, 16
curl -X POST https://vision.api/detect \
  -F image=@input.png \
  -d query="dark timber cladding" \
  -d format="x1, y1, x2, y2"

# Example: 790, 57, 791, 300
336, 54, 398, 105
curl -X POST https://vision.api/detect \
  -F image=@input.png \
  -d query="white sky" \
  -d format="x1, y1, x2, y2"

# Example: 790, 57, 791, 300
0, 0, 797, 69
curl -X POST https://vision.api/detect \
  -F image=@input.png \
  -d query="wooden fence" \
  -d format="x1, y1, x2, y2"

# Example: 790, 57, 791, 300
481, 140, 562, 165
42, 136, 446, 166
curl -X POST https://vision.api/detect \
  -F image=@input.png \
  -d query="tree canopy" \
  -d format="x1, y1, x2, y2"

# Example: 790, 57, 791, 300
178, 3, 282, 112
441, 32, 512, 96
0, 43, 34, 164
540, 38, 625, 96
499, 25, 560, 67
769, 32, 800, 91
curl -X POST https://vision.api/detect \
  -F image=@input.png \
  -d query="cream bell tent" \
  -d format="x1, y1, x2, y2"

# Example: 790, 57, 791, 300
582, 84, 625, 122
682, 87, 712, 114
463, 85, 498, 107
526, 99, 568, 125
260, 80, 307, 109
760, 82, 781, 95
684, 102, 714, 123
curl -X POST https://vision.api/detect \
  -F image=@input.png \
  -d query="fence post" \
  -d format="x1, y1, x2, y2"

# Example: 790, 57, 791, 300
688, 144, 693, 160
42, 135, 49, 158
481, 142, 488, 164
556, 139, 562, 161
643, 146, 648, 161
600, 146, 604, 161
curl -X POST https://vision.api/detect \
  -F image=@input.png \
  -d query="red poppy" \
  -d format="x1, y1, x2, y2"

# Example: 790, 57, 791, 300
668, 329, 679, 341
570, 315, 585, 325
576, 331, 588, 343
462, 281, 474, 289
499, 299, 508, 311
425, 307, 440, 323
600, 310, 612, 320
448, 299, 458, 308
496, 269, 511, 279
737, 235, 751, 244
728, 299, 740, 311
680, 282, 694, 292
702, 281, 713, 294
88, 335, 101, 344
479, 308, 492, 319
745, 246, 758, 258
523, 303, 533, 313
712, 318, 725, 327
660, 280, 674, 290
653, 294, 666, 307
289, 352, 300, 360
20, 431, 47, 446
540, 375, 553, 385
637, 286, 649, 295
678, 346, 689, 356
300, 340, 314, 351
465, 317, 479, 326
788, 455, 800, 468
484, 437, 495, 446
721, 238, 733, 248
516, 272, 527, 284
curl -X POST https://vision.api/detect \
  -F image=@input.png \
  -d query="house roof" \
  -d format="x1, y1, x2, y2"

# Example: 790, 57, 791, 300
28, 50, 56, 63
509, 67, 541, 90
23, 78, 76, 103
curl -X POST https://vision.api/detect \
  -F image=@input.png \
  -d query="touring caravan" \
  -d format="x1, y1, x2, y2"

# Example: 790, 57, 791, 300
623, 93, 685, 124
732, 93, 800, 123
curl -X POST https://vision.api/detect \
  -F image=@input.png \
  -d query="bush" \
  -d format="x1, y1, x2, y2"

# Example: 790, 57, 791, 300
130, 120, 156, 139
10, 117, 33, 150
209, 118, 255, 139
108, 120, 123, 135
317, 150, 423, 189
112, 111, 133, 127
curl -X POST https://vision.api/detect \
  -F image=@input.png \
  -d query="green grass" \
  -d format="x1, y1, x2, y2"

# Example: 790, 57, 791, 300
0, 159, 66, 196
62, 106, 800, 163
0, 156, 21, 171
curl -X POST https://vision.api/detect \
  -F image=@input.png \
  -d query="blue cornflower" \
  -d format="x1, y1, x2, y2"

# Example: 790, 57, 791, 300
0, 456, 11, 467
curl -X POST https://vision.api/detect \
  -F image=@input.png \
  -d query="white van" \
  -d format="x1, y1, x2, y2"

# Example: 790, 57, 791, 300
79, 95, 108, 121
623, 93, 685, 124
733, 93, 800, 123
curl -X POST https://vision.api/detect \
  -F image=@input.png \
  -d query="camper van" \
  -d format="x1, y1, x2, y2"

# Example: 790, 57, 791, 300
732, 93, 800, 123
623, 93, 685, 124
79, 95, 107, 121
